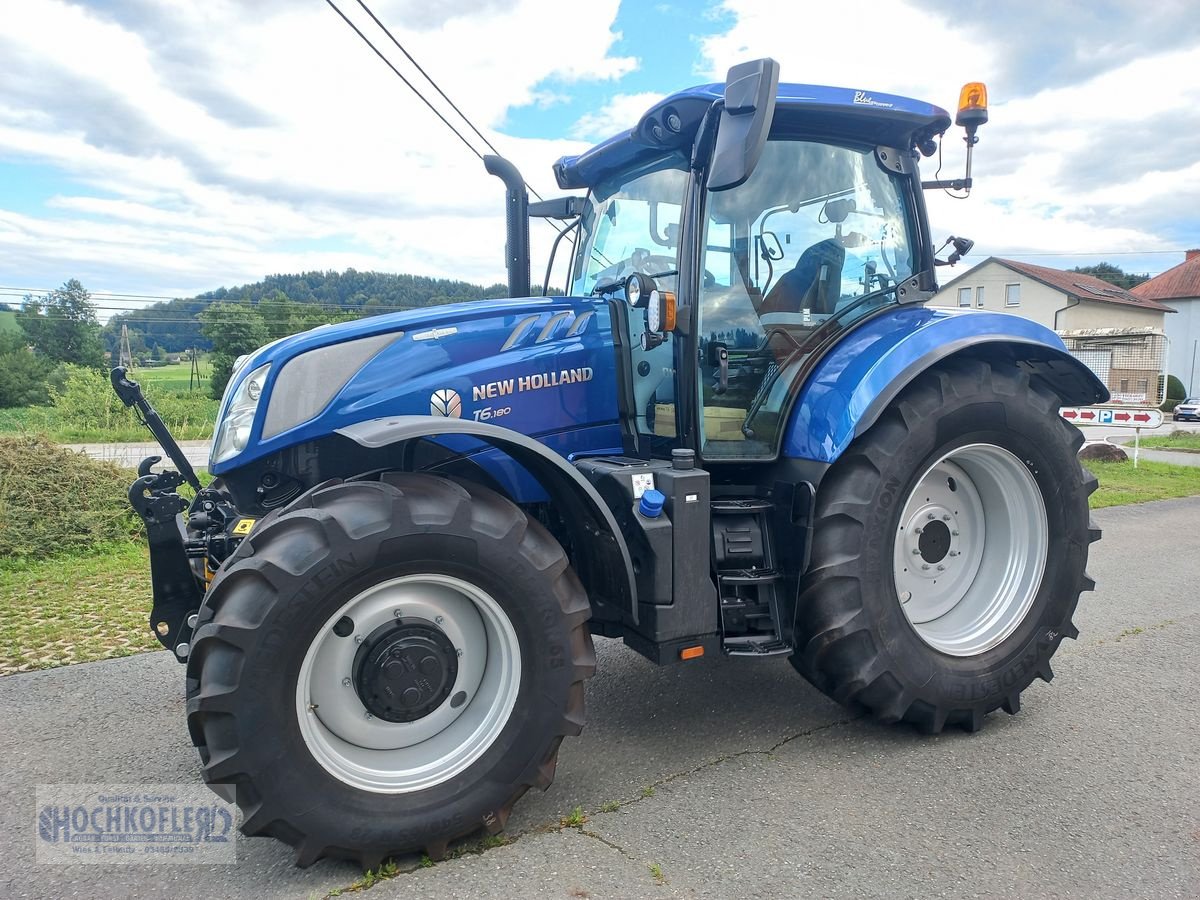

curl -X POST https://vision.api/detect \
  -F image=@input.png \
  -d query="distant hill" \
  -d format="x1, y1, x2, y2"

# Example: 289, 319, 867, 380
104, 269, 509, 353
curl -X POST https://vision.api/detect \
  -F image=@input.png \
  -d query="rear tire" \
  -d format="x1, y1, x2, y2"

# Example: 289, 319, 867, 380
791, 359, 1100, 733
186, 474, 595, 868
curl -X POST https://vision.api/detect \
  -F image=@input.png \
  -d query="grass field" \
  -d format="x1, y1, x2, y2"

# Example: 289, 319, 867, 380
1083, 458, 1200, 508
0, 542, 157, 675
0, 310, 19, 334
133, 359, 213, 393
1139, 430, 1200, 452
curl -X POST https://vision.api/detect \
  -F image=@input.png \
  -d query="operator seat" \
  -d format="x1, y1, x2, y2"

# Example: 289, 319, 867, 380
759, 238, 845, 320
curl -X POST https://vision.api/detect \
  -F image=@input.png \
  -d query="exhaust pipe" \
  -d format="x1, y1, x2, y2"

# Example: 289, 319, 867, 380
484, 155, 530, 298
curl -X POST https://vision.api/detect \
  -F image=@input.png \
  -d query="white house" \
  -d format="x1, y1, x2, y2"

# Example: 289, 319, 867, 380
932, 257, 1174, 332
1131, 250, 1200, 395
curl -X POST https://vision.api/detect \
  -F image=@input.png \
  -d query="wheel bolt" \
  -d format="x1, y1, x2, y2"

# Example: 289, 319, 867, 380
364, 711, 373, 720
435, 616, 445, 626
354, 635, 364, 644
393, 609, 403, 618
342, 677, 352, 687
921, 564, 930, 570
456, 649, 463, 657
952, 530, 960, 537
926, 513, 935, 520
914, 526, 923, 534
942, 514, 951, 521
912, 548, 921, 555
949, 550, 959, 557
937, 564, 945, 571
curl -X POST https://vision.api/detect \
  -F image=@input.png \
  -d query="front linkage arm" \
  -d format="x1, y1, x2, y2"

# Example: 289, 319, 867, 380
111, 367, 204, 657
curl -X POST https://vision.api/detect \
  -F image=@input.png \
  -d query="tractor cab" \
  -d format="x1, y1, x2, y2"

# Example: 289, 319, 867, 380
553, 69, 951, 463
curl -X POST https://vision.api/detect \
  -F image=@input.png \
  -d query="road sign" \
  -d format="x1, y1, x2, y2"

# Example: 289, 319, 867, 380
1060, 406, 1163, 428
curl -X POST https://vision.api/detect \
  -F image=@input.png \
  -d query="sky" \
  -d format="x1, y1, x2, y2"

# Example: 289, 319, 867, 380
2, 0, 1199, 319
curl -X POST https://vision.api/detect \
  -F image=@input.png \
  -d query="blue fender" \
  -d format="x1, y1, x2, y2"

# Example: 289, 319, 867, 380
783, 306, 1109, 464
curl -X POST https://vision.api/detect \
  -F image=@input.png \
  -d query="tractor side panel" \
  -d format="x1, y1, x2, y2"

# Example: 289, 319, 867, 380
783, 306, 1108, 464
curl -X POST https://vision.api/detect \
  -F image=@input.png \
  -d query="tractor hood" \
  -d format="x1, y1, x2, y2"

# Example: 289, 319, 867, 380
209, 296, 620, 475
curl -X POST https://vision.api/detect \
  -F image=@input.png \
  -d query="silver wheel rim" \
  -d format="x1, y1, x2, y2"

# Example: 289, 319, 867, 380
296, 574, 521, 793
892, 443, 1048, 657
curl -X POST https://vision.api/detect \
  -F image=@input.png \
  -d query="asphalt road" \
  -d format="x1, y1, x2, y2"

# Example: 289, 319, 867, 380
1, 498, 1197, 899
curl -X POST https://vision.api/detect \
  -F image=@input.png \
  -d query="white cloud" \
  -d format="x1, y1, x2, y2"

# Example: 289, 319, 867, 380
0, 0, 633, 298
570, 92, 666, 141
698, 1, 1200, 268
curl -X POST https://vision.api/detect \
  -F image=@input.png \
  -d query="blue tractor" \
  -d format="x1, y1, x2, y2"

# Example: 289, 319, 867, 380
112, 60, 1105, 868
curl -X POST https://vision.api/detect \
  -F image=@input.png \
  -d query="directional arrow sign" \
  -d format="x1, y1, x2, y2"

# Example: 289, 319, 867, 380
1059, 406, 1163, 429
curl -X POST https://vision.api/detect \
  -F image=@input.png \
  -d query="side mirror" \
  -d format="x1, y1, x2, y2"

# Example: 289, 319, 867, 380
707, 58, 780, 192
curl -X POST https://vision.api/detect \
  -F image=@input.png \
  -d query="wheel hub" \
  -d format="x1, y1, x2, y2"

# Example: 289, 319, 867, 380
354, 621, 458, 723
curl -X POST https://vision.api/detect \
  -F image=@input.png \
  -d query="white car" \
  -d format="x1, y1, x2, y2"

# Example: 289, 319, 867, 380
1174, 398, 1200, 422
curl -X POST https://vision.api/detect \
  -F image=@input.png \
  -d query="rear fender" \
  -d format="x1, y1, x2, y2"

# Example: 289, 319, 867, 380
784, 307, 1109, 464
336, 416, 637, 623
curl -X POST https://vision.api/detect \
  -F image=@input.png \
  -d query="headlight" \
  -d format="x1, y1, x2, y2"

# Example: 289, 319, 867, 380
211, 364, 270, 464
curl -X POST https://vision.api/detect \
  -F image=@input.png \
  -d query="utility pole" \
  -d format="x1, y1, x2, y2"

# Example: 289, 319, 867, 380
189, 347, 201, 391
118, 323, 133, 369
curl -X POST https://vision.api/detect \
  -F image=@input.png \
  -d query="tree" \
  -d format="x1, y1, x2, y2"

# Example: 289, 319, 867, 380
17, 279, 104, 367
1069, 263, 1150, 291
0, 331, 54, 407
200, 302, 268, 398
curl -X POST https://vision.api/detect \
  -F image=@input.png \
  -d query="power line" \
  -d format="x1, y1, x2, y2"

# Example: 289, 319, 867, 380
323, 0, 485, 164
352, 2, 501, 161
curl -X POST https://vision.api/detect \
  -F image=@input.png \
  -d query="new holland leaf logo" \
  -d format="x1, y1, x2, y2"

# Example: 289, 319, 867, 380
430, 388, 462, 418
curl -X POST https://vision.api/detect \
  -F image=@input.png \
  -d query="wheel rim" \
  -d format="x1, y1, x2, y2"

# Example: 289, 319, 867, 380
892, 443, 1048, 657
296, 574, 521, 793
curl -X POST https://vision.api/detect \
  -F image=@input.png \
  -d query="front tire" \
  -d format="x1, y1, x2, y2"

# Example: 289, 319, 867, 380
186, 474, 595, 868
792, 359, 1100, 733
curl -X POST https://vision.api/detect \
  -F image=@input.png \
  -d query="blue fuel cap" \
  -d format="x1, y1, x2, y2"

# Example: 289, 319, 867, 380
639, 489, 666, 518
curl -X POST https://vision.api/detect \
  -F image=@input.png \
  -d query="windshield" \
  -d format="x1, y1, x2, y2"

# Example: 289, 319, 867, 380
571, 158, 688, 296
697, 138, 918, 459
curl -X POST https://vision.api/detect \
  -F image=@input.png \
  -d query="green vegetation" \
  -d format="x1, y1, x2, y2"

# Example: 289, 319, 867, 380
648, 862, 665, 883
0, 436, 158, 674
0, 436, 141, 560
599, 800, 620, 813
1084, 458, 1200, 508
0, 364, 217, 443
1140, 430, 1200, 452
1068, 262, 1150, 291
16, 279, 104, 369
0, 543, 157, 675
0, 309, 20, 333
105, 269, 511, 356
560, 806, 587, 827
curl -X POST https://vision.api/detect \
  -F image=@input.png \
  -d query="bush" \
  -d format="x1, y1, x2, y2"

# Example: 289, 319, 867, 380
0, 436, 141, 560
0, 332, 53, 408
1166, 374, 1187, 404
45, 365, 218, 440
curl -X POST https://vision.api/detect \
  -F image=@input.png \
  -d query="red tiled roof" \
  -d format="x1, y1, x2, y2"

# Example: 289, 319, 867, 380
1130, 253, 1200, 302
940, 258, 1176, 312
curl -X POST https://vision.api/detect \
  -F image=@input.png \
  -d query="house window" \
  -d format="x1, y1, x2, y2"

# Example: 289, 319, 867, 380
1004, 283, 1021, 306
976, 286, 985, 307
958, 287, 972, 307
1137, 378, 1149, 395
1120, 379, 1129, 392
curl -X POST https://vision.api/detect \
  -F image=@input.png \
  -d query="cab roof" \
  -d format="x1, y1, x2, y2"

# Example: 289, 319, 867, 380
554, 82, 952, 191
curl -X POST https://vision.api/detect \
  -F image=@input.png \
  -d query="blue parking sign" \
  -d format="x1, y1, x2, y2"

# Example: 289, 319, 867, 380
1099, 409, 1114, 424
